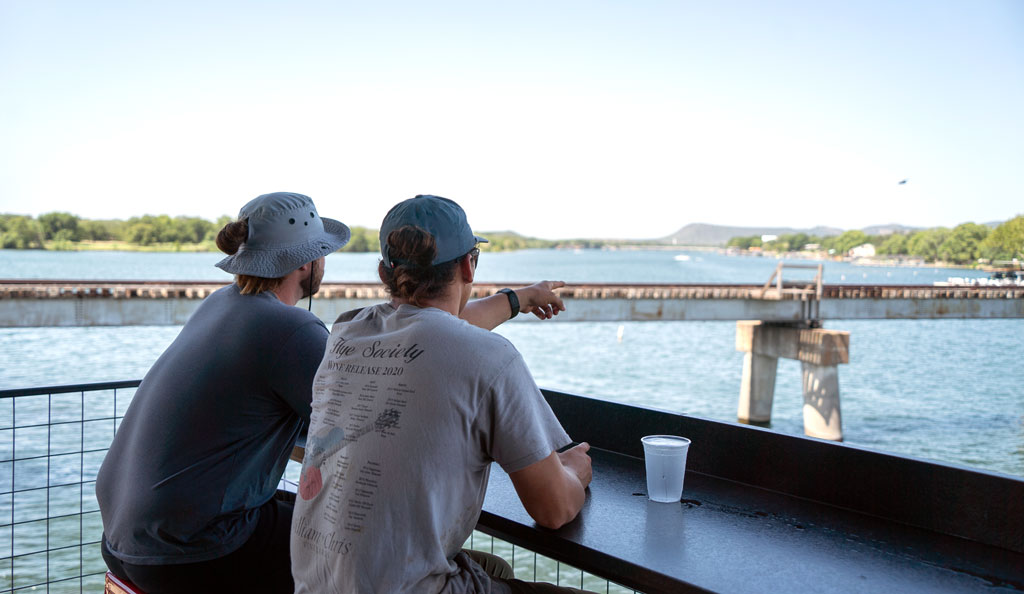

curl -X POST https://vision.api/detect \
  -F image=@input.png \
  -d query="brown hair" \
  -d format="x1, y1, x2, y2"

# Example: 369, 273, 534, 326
378, 226, 460, 305
216, 218, 285, 295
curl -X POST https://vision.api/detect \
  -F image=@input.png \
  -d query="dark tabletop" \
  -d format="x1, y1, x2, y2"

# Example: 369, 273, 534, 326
480, 447, 1022, 594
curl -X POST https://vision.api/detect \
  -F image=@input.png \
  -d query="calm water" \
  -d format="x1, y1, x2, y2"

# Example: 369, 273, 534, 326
0, 246, 989, 284
1, 249, 1020, 478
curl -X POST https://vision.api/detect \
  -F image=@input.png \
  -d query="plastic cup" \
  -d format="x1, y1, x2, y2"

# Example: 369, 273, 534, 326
641, 435, 691, 503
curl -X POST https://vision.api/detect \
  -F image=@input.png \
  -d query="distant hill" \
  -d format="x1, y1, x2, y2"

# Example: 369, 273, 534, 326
661, 223, 844, 246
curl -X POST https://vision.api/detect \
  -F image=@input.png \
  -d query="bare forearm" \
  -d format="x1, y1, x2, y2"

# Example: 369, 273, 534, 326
461, 281, 566, 330
549, 466, 587, 527
509, 443, 592, 530
460, 293, 514, 331
516, 465, 586, 529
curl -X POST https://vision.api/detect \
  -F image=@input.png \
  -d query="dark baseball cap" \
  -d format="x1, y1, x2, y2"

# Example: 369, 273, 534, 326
379, 195, 488, 268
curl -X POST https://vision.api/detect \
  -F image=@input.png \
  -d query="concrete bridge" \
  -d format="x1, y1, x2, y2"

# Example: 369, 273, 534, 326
1, 279, 1022, 327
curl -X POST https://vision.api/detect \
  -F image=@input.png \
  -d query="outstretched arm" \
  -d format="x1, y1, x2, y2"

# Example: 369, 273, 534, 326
508, 442, 592, 530
461, 281, 567, 331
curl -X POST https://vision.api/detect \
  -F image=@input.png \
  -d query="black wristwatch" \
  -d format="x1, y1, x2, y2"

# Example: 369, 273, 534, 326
497, 288, 519, 319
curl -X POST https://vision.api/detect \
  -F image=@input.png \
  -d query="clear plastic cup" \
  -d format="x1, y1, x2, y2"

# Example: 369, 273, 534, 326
641, 435, 691, 503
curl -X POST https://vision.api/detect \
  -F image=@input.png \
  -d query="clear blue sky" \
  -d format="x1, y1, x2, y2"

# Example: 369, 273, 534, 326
2, 0, 1022, 239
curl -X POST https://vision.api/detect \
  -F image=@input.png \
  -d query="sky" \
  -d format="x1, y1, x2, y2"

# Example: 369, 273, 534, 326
1, 1, 1022, 240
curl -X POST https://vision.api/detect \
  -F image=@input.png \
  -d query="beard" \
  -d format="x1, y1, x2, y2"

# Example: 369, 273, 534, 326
301, 260, 325, 299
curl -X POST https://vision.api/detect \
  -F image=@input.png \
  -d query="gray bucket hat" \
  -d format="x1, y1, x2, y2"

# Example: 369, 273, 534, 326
379, 195, 487, 268
215, 192, 351, 278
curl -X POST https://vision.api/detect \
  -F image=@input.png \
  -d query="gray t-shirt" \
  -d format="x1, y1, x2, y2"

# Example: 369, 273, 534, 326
291, 303, 571, 594
96, 284, 329, 565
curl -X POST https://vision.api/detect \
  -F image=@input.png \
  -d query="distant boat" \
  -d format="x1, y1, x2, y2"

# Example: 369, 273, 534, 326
674, 254, 691, 262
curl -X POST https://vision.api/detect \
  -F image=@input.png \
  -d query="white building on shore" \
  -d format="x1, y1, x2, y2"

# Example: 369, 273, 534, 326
849, 243, 876, 258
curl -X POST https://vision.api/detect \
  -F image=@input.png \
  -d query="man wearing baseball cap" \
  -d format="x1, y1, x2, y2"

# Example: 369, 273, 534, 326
291, 195, 594, 593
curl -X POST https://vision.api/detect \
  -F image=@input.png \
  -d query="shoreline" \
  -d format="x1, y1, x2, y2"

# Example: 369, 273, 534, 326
2, 242, 993, 272
40, 240, 217, 253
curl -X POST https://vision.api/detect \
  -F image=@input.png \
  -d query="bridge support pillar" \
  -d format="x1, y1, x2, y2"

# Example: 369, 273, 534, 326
736, 321, 849, 441
738, 353, 777, 424
801, 362, 843, 441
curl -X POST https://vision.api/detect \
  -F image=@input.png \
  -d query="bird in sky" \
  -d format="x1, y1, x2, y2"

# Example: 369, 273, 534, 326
898, 179, 908, 184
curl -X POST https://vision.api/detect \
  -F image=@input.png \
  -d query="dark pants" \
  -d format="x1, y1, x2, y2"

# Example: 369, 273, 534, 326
102, 491, 295, 594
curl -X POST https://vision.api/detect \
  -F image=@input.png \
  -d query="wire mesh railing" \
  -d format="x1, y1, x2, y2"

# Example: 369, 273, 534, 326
464, 531, 638, 594
0, 380, 140, 593
1, 381, 638, 593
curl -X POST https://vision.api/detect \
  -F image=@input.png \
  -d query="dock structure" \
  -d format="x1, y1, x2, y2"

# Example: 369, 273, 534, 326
734, 263, 850, 440
736, 321, 850, 440
1, 279, 1022, 327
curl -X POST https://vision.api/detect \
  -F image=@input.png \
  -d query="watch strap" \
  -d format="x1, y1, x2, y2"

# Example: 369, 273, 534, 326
498, 288, 519, 319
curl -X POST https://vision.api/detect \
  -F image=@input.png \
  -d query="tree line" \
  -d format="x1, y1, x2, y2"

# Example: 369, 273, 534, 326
726, 216, 1024, 266
0, 212, 594, 253
0, 212, 384, 253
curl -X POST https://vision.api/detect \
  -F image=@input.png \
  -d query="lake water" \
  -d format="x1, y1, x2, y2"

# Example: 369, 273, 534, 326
0, 246, 989, 284
1, 248, 1021, 478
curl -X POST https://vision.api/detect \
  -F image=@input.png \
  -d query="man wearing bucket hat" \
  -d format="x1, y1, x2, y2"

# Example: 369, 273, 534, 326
95, 192, 351, 593
291, 195, 595, 593
96, 192, 570, 593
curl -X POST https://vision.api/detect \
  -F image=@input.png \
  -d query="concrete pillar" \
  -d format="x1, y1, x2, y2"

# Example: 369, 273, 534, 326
738, 352, 778, 424
801, 362, 843, 441
736, 321, 849, 441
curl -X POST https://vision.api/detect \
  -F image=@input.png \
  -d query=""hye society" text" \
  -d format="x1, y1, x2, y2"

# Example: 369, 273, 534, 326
331, 338, 425, 364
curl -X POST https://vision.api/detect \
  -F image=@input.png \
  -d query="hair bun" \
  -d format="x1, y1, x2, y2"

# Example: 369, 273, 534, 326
215, 220, 249, 255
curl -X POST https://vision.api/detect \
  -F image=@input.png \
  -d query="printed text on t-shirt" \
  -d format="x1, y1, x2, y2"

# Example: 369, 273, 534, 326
330, 337, 424, 364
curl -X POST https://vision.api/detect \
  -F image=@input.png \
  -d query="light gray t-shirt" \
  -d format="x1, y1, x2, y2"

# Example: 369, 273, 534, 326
291, 303, 571, 594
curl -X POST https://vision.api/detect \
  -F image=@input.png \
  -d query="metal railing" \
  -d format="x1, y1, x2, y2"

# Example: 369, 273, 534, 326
464, 531, 636, 593
1, 381, 637, 593
755, 262, 824, 322
0, 380, 140, 593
